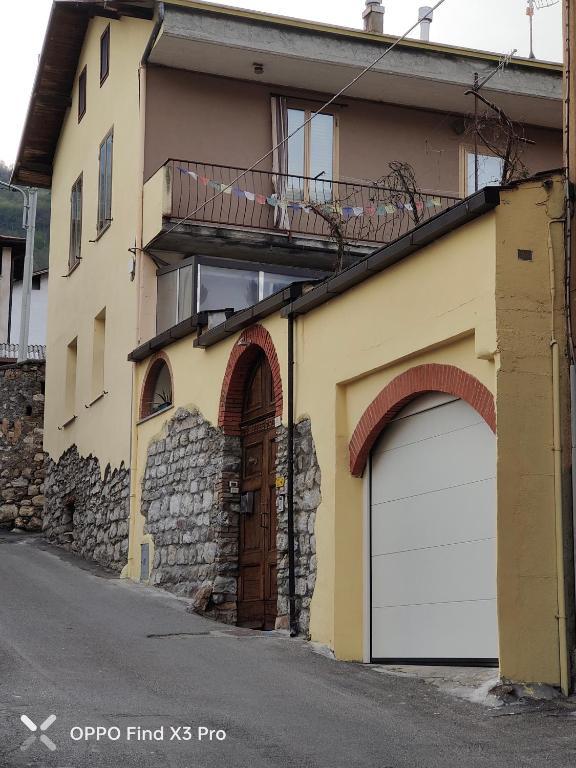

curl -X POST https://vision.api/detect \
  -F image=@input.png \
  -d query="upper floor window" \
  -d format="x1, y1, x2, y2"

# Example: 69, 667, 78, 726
69, 174, 83, 271
97, 130, 113, 234
78, 67, 87, 122
464, 149, 504, 196
100, 25, 110, 85
286, 108, 336, 203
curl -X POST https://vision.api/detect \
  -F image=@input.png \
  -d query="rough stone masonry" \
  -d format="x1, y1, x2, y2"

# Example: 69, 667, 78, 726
141, 407, 322, 636
0, 362, 46, 533
43, 447, 131, 572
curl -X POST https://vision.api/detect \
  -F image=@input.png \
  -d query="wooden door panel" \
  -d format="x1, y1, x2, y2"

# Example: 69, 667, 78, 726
237, 351, 279, 630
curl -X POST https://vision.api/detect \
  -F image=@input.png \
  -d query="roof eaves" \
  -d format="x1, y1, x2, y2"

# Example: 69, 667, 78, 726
168, 1, 562, 71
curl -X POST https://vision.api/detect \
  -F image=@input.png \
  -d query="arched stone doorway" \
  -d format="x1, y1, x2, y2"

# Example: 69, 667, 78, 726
237, 350, 278, 629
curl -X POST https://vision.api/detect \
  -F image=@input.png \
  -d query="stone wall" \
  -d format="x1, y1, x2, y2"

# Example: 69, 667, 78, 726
43, 447, 130, 572
141, 408, 241, 623
141, 407, 321, 636
276, 419, 321, 637
0, 362, 46, 532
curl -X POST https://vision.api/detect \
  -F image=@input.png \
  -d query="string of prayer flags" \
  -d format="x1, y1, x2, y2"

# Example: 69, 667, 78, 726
177, 167, 446, 219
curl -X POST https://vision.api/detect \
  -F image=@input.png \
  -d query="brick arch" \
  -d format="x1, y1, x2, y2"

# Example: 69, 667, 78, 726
349, 363, 496, 477
219, 325, 283, 436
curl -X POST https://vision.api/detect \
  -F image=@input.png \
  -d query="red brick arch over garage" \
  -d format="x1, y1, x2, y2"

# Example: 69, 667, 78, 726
349, 364, 496, 477
219, 325, 283, 436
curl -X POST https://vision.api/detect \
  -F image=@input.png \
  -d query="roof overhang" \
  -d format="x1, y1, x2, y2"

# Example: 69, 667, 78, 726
148, 3, 562, 130
12, 1, 154, 188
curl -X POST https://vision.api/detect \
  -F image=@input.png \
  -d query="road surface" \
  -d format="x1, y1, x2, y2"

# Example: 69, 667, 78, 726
0, 530, 574, 768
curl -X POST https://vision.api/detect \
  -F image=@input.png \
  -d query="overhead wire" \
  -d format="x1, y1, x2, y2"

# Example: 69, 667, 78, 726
161, 0, 449, 237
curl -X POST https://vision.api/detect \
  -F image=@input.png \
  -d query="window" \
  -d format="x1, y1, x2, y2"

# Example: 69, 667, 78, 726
65, 337, 78, 419
100, 25, 110, 85
464, 150, 504, 195
97, 131, 113, 234
197, 264, 259, 315
156, 258, 323, 335
286, 108, 336, 203
92, 308, 106, 400
156, 264, 194, 334
78, 66, 87, 122
69, 174, 83, 270
32, 276, 41, 291
140, 358, 173, 419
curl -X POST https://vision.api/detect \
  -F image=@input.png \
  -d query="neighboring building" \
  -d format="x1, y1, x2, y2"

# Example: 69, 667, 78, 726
12, 0, 573, 688
0, 235, 48, 361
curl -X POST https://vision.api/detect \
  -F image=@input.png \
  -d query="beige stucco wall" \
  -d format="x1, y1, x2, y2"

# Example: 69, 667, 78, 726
130, 212, 499, 656
45, 15, 152, 469
144, 66, 562, 195
130, 176, 571, 686
494, 177, 570, 686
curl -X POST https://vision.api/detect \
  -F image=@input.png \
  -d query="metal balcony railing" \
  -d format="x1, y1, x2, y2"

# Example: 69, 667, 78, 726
167, 160, 461, 246
0, 344, 46, 361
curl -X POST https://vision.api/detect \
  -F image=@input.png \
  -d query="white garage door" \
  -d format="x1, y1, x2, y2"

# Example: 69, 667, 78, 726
370, 393, 498, 664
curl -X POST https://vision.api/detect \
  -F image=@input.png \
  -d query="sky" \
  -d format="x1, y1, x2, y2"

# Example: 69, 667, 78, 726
0, 0, 563, 165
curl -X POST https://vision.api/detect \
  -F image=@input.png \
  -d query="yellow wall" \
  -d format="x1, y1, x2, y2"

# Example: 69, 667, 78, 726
45, 15, 152, 470
130, 177, 570, 687
494, 177, 569, 686
131, 213, 498, 653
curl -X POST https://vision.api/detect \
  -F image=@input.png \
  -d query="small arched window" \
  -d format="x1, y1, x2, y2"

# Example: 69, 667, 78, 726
141, 358, 173, 419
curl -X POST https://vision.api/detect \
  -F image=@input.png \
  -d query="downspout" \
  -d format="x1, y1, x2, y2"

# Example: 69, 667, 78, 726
563, 0, 576, 693
126, 2, 164, 579
549, 218, 570, 696
287, 312, 297, 637
7, 250, 14, 344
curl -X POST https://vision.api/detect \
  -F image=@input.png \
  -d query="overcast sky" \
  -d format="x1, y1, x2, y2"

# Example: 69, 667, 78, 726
0, 0, 563, 166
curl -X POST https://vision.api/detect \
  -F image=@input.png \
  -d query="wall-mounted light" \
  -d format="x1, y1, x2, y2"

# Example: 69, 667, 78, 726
253, 62, 264, 75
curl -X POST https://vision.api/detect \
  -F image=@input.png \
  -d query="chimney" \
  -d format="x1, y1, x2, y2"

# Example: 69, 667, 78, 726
363, 1, 385, 34
418, 6, 433, 41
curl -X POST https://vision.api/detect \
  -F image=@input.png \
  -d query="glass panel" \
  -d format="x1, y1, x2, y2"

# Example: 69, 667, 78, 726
309, 113, 334, 203
287, 108, 305, 202
152, 364, 172, 414
466, 152, 504, 194
98, 143, 106, 230
177, 264, 194, 323
197, 264, 259, 313
105, 134, 113, 221
262, 272, 307, 298
156, 271, 178, 334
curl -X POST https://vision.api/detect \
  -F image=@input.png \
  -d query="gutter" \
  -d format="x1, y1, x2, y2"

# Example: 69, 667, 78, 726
142, 1, 165, 65
282, 187, 501, 319
194, 283, 310, 349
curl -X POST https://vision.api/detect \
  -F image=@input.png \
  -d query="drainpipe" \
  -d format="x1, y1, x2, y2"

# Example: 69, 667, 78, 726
287, 312, 297, 637
549, 218, 570, 696
126, 2, 165, 579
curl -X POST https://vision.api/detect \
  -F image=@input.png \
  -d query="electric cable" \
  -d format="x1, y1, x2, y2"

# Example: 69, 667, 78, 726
162, 0, 449, 237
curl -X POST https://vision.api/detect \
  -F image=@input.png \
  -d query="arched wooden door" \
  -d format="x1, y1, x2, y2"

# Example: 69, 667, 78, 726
237, 350, 278, 629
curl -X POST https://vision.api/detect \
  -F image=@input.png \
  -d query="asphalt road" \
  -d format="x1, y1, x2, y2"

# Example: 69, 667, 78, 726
0, 531, 575, 768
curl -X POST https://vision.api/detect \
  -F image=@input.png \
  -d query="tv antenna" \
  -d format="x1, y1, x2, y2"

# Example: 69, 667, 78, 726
526, 0, 560, 59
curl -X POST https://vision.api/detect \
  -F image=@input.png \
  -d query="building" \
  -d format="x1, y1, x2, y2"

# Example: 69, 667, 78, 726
0, 235, 48, 361
12, 0, 573, 688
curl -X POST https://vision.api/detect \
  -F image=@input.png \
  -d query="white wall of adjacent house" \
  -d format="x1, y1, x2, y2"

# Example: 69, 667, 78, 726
0, 248, 12, 343
10, 273, 49, 347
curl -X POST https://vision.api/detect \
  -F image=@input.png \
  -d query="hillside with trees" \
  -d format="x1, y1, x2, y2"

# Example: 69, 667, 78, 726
0, 161, 50, 271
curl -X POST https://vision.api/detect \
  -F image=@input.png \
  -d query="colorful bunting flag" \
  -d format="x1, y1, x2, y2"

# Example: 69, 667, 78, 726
176, 166, 448, 221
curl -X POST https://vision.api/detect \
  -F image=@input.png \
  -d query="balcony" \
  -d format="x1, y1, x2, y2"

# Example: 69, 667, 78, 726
143, 159, 461, 269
